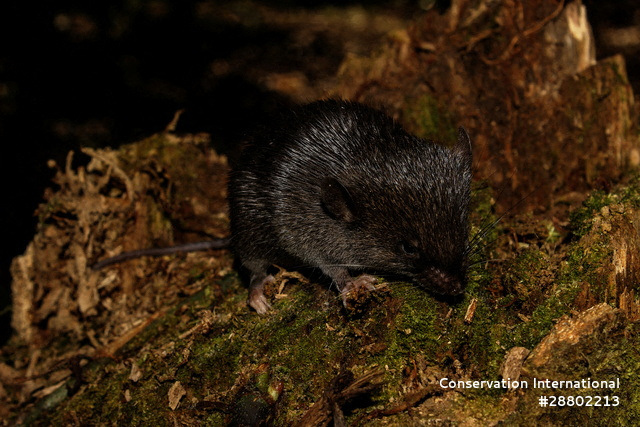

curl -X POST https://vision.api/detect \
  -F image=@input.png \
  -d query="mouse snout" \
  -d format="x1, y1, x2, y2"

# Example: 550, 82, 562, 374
418, 266, 466, 296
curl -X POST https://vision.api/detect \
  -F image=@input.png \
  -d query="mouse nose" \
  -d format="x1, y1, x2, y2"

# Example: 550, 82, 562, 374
418, 266, 466, 296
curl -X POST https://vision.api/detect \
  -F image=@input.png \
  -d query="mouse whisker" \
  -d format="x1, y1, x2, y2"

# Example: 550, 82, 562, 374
468, 183, 542, 254
467, 258, 503, 268
280, 263, 373, 271
321, 263, 371, 269
467, 231, 505, 259
467, 214, 504, 251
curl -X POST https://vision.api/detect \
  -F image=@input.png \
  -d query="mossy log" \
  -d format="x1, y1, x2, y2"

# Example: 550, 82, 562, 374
4, 0, 640, 425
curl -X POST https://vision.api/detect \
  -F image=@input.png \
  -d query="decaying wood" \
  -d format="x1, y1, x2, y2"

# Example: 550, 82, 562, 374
4, 1, 640, 425
522, 304, 625, 379
295, 370, 385, 427
10, 132, 228, 348
333, 0, 639, 213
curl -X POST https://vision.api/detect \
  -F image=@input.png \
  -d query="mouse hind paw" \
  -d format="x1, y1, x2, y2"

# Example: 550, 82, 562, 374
247, 274, 275, 314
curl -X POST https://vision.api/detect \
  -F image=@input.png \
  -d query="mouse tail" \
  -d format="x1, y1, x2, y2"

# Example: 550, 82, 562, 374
91, 238, 231, 270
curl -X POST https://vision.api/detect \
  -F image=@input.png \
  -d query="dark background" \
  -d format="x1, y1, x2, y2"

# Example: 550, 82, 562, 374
1, 0, 638, 344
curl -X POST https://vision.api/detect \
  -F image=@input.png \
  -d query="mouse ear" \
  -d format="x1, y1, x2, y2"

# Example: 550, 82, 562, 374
454, 127, 472, 159
321, 177, 358, 223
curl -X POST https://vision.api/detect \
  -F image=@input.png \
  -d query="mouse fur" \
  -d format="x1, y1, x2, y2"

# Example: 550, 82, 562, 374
228, 100, 472, 313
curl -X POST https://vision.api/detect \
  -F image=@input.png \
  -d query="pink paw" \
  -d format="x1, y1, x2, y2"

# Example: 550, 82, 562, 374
248, 275, 275, 314
248, 291, 272, 314
340, 274, 378, 307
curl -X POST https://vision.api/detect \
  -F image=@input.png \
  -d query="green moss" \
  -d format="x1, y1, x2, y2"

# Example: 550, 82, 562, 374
501, 249, 547, 300
569, 190, 615, 237
510, 287, 578, 349
564, 244, 612, 299
504, 235, 612, 350
505, 322, 640, 425
502, 241, 608, 348
45, 366, 140, 425
27, 174, 640, 425
468, 181, 500, 266
465, 301, 508, 379
189, 333, 242, 386
499, 180, 640, 353
402, 94, 457, 144
570, 175, 640, 237
391, 285, 440, 355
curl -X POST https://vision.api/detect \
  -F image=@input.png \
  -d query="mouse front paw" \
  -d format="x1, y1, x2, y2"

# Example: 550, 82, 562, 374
340, 274, 378, 308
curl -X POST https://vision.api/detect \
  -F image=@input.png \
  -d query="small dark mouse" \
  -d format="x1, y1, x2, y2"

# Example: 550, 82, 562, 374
94, 100, 472, 314
230, 100, 472, 313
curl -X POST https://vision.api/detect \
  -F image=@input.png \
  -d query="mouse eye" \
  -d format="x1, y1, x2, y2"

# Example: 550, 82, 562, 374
400, 240, 420, 257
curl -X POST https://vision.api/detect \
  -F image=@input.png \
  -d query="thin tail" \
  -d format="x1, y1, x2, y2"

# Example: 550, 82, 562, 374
91, 238, 231, 270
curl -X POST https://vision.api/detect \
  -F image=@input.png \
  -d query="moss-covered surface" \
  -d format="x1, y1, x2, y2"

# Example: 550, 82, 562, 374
6, 0, 640, 424
506, 308, 640, 425
7, 175, 640, 425
6, 50, 640, 424
3, 143, 640, 425
402, 94, 458, 145
5, 119, 640, 425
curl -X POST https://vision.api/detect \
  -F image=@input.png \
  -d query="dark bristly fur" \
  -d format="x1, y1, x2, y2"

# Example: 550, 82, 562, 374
94, 100, 473, 314
229, 100, 472, 313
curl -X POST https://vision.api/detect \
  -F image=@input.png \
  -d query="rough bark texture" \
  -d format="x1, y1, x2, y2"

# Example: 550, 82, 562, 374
332, 0, 639, 213
10, 132, 230, 347
3, 1, 640, 425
